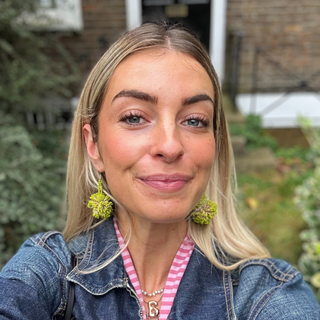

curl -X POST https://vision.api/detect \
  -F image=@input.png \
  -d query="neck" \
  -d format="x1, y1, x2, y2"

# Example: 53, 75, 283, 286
117, 211, 188, 293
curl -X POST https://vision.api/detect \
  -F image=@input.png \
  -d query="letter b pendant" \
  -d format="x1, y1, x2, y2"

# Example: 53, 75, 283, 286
147, 300, 159, 319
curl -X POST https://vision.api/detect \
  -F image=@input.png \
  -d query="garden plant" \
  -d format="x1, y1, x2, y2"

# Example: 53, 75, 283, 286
295, 117, 320, 300
0, 0, 77, 267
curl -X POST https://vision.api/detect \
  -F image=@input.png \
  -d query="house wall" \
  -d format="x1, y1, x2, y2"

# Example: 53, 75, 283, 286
226, 0, 320, 93
60, 0, 320, 96
61, 0, 127, 93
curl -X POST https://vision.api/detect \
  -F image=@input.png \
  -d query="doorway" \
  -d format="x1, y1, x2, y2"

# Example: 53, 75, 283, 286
142, 0, 211, 52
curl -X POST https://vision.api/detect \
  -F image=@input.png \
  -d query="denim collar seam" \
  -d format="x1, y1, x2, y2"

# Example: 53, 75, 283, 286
228, 270, 237, 319
232, 278, 240, 286
66, 276, 127, 295
247, 282, 283, 320
67, 228, 128, 295
39, 240, 68, 297
239, 259, 297, 282
223, 270, 237, 320
42, 231, 62, 243
30, 231, 61, 246
76, 230, 95, 270
125, 283, 143, 320
31, 234, 70, 316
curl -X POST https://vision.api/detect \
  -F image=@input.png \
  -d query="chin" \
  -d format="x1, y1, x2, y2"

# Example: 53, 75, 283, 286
141, 211, 189, 225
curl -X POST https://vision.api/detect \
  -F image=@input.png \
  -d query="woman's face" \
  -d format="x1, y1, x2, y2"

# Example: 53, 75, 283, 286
84, 49, 216, 224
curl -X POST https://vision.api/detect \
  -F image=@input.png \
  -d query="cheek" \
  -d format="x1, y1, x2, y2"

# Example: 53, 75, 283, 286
191, 137, 215, 170
98, 131, 148, 173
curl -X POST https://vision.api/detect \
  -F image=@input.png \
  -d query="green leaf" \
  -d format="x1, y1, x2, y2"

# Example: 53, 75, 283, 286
0, 39, 14, 54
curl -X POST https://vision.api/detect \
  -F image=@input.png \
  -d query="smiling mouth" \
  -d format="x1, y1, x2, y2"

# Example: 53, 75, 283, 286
137, 174, 192, 192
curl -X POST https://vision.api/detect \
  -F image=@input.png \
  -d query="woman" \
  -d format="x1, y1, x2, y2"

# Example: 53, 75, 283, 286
0, 22, 319, 320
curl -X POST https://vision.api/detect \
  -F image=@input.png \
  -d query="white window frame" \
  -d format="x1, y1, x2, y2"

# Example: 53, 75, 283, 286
20, 0, 83, 32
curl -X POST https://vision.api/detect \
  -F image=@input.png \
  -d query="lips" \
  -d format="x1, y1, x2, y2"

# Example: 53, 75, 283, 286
137, 174, 192, 192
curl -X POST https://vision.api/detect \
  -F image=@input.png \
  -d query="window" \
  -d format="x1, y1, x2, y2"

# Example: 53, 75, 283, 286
20, 0, 83, 31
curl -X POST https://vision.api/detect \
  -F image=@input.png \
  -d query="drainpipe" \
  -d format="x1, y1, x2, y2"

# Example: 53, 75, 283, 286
125, 0, 142, 30
210, 0, 227, 84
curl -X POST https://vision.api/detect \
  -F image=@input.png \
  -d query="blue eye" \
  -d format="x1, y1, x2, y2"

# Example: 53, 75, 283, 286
187, 119, 201, 127
128, 116, 142, 124
119, 112, 146, 125
183, 116, 209, 128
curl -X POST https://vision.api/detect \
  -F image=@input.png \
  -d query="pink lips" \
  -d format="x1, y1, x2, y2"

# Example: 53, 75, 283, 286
138, 174, 191, 192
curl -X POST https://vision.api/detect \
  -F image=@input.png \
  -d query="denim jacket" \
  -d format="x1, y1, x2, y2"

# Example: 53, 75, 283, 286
0, 218, 319, 320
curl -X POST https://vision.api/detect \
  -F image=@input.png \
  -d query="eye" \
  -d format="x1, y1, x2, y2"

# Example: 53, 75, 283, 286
187, 119, 201, 127
119, 112, 146, 125
183, 116, 209, 128
127, 115, 142, 124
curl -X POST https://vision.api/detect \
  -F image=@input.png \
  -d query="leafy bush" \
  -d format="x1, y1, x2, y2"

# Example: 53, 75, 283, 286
229, 114, 277, 150
0, 0, 77, 267
294, 118, 320, 300
0, 0, 78, 116
0, 113, 66, 268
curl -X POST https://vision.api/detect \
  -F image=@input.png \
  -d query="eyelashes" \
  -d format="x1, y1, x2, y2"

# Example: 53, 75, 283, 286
119, 111, 146, 125
119, 111, 210, 128
183, 115, 210, 128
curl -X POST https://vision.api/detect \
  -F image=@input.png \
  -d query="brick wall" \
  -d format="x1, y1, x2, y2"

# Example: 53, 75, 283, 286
226, 0, 320, 92
61, 0, 127, 93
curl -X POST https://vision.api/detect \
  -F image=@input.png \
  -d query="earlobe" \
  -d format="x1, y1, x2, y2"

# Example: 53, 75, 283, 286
83, 124, 104, 172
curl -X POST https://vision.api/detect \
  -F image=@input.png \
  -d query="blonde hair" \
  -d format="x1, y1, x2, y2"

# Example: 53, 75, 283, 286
63, 22, 269, 271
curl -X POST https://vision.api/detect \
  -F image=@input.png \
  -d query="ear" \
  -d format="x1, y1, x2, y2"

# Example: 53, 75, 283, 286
83, 124, 104, 172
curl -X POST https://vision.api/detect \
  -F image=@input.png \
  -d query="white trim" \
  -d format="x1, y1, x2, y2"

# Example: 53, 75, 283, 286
125, 0, 142, 30
210, 0, 227, 83
236, 92, 320, 128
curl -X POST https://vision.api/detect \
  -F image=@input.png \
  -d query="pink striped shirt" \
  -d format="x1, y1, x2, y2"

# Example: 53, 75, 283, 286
114, 218, 194, 320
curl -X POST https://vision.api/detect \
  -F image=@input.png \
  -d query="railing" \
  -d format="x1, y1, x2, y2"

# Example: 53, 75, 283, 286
250, 47, 320, 115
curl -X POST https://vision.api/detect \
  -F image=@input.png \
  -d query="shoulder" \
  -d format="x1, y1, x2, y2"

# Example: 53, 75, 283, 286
0, 231, 73, 316
233, 258, 320, 320
1, 231, 72, 278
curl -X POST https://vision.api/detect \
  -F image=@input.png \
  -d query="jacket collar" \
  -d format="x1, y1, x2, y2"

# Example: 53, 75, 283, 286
67, 219, 128, 295
168, 248, 235, 319
66, 218, 234, 319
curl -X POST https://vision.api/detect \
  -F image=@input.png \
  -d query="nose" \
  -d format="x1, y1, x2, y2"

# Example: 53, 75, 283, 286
150, 122, 184, 163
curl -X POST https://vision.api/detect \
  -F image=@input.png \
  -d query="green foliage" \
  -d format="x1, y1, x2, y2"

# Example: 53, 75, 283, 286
238, 160, 310, 265
297, 117, 320, 163
229, 114, 277, 150
275, 146, 309, 164
0, 0, 78, 267
294, 117, 320, 300
0, 0, 78, 115
0, 113, 66, 268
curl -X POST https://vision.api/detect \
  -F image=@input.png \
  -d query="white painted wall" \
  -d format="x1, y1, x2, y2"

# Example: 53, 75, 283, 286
237, 93, 320, 128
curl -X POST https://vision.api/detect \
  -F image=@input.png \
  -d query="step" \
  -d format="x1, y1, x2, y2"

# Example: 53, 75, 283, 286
231, 135, 247, 156
235, 147, 276, 173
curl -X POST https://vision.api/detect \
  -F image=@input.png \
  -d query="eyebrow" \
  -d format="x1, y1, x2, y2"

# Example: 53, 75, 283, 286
112, 90, 213, 107
182, 94, 214, 106
112, 90, 158, 104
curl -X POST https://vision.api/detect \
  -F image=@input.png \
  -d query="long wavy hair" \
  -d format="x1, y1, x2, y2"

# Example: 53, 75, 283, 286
63, 22, 269, 271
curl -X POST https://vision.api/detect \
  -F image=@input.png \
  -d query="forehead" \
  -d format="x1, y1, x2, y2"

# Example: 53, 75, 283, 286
106, 49, 214, 98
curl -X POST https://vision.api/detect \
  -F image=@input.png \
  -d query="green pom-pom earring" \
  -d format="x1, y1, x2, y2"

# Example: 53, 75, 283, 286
88, 176, 113, 219
190, 195, 217, 225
